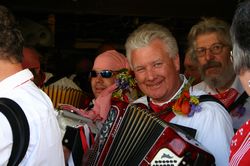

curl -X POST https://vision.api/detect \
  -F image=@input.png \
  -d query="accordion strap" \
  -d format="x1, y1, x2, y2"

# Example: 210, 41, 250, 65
199, 94, 227, 109
166, 122, 197, 139
228, 91, 248, 112
199, 93, 249, 113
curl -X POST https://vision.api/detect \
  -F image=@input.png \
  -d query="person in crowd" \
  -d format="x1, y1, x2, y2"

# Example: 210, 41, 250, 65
72, 55, 93, 96
188, 17, 250, 130
85, 49, 132, 120
22, 46, 46, 87
61, 50, 137, 165
229, 1, 250, 165
0, 5, 64, 165
125, 23, 234, 166
60, 50, 131, 121
184, 47, 202, 85
91, 50, 128, 98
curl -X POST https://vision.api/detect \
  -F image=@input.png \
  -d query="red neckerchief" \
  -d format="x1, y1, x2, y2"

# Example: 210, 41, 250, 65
148, 97, 176, 122
212, 88, 238, 108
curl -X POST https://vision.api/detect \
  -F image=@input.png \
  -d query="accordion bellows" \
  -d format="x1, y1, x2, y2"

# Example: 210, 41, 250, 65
42, 85, 86, 109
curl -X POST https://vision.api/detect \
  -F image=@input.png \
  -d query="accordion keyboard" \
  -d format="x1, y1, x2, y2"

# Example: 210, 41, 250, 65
151, 148, 183, 166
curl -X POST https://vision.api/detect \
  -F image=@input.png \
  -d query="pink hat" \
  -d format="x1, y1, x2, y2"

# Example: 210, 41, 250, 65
93, 50, 129, 71
22, 47, 40, 69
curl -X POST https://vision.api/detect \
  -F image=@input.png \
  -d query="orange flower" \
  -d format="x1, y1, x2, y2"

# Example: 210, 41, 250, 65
172, 88, 192, 115
182, 91, 190, 98
181, 100, 191, 115
171, 79, 200, 116
173, 97, 183, 112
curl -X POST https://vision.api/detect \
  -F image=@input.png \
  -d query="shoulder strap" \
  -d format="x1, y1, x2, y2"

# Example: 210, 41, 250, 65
228, 91, 249, 112
0, 98, 30, 166
199, 92, 249, 113
199, 94, 227, 110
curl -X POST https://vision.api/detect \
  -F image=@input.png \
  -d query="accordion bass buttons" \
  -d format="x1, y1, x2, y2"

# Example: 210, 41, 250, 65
150, 148, 183, 166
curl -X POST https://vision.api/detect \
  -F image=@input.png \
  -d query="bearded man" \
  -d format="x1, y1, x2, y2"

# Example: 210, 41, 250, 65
188, 17, 250, 130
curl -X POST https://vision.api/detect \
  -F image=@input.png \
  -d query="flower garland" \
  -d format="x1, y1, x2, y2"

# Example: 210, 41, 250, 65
112, 68, 142, 103
172, 78, 202, 117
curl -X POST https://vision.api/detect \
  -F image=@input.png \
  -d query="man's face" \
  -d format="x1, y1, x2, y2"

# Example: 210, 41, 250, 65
91, 69, 116, 98
130, 38, 180, 103
195, 32, 235, 89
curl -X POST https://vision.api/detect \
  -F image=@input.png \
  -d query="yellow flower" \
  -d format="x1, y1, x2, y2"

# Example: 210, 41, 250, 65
190, 96, 199, 105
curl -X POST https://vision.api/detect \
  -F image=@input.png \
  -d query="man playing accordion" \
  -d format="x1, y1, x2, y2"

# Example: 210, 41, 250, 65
124, 23, 234, 166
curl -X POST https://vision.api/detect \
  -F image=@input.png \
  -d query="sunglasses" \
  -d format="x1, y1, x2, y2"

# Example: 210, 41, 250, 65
89, 70, 116, 78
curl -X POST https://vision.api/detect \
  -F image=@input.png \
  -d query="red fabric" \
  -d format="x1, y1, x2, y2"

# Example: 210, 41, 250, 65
79, 126, 89, 153
93, 50, 130, 71
229, 120, 250, 166
213, 88, 238, 108
149, 101, 176, 122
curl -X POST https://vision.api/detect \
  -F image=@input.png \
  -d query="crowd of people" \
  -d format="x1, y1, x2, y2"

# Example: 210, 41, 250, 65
0, 0, 250, 165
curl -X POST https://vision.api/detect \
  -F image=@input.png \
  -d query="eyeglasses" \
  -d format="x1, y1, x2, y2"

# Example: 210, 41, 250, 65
89, 70, 115, 78
195, 43, 227, 58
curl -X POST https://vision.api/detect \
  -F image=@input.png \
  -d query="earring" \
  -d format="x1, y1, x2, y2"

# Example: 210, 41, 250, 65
230, 51, 234, 63
248, 80, 250, 87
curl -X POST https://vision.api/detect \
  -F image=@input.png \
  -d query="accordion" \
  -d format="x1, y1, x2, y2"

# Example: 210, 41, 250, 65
42, 85, 85, 109
85, 101, 215, 166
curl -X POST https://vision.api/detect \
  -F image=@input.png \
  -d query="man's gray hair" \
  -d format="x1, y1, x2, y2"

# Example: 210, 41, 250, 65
125, 23, 178, 69
231, 0, 250, 74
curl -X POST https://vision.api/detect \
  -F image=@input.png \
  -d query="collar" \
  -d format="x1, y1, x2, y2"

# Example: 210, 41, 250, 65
231, 76, 244, 94
195, 76, 244, 95
0, 69, 33, 95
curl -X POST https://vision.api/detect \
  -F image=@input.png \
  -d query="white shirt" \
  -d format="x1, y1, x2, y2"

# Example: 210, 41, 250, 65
133, 75, 234, 166
194, 76, 250, 129
0, 69, 65, 166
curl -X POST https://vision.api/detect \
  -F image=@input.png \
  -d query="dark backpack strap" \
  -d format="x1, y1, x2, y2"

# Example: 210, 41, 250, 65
228, 91, 249, 112
0, 98, 30, 166
199, 94, 228, 110
199, 92, 249, 113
